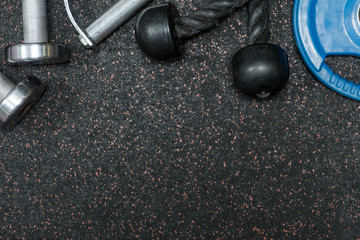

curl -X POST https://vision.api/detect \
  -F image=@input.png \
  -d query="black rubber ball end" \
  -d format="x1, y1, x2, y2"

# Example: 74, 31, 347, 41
135, 3, 183, 61
232, 43, 289, 98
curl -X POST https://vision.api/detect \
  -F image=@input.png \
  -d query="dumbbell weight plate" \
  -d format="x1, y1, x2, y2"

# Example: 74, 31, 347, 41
293, 0, 360, 100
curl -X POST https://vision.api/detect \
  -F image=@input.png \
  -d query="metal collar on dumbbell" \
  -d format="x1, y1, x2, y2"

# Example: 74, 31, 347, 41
5, 0, 69, 65
0, 73, 45, 130
64, 0, 152, 49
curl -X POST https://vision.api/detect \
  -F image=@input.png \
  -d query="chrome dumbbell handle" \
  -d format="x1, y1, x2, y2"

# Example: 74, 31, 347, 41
23, 0, 48, 43
65, 0, 152, 48
83, 0, 152, 46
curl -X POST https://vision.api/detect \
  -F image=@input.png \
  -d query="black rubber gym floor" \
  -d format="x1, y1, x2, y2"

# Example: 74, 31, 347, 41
0, 0, 359, 239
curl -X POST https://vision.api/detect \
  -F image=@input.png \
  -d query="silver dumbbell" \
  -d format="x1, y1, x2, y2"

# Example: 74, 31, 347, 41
0, 73, 45, 130
65, 0, 152, 49
5, 0, 69, 64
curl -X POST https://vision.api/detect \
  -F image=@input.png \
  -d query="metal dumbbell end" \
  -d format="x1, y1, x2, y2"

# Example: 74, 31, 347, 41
5, 0, 68, 64
0, 73, 45, 130
65, 0, 152, 49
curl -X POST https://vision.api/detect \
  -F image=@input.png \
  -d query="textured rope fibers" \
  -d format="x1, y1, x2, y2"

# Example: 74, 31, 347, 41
175, 0, 270, 44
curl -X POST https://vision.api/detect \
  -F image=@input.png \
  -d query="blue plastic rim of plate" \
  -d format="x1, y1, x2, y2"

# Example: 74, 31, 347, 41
293, 0, 360, 100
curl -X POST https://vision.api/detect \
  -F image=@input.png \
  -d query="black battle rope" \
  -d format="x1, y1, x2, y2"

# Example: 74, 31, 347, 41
175, 0, 270, 44
248, 0, 270, 44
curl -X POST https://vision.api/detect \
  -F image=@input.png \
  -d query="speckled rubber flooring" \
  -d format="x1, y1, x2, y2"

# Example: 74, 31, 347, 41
0, 0, 359, 239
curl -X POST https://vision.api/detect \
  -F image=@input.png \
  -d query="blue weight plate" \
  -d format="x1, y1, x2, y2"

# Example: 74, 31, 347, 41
293, 0, 360, 100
